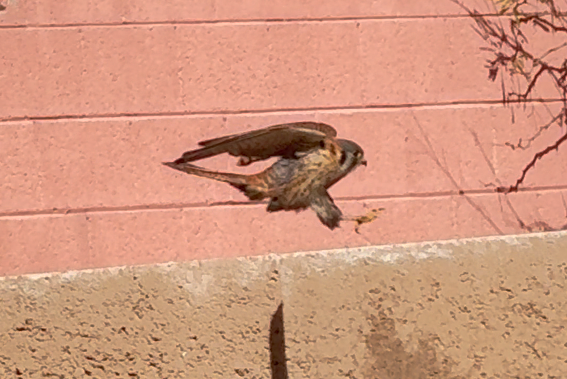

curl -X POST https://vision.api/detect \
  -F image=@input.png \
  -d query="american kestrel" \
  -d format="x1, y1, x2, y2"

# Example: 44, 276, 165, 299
163, 122, 367, 229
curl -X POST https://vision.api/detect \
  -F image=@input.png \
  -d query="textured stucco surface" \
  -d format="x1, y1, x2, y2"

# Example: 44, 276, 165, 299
1, 231, 567, 378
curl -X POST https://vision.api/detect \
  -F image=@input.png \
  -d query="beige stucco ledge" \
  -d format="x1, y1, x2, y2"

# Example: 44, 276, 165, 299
1, 231, 567, 378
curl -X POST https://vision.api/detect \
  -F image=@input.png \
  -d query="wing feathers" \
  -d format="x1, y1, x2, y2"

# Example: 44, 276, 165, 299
175, 122, 336, 164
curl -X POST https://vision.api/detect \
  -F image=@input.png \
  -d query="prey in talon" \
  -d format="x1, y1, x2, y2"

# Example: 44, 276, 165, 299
163, 122, 367, 229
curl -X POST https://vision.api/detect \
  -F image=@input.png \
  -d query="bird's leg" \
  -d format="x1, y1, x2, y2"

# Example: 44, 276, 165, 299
342, 208, 385, 234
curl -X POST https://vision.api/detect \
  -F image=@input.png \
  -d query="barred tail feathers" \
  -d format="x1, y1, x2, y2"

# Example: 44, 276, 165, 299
162, 161, 267, 200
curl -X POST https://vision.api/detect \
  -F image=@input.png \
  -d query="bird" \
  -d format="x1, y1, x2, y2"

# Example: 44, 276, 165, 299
163, 121, 367, 229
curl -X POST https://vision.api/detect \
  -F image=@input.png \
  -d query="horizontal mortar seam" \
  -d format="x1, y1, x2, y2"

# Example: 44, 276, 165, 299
1, 185, 566, 219
0, 13, 515, 30
1, 99, 564, 124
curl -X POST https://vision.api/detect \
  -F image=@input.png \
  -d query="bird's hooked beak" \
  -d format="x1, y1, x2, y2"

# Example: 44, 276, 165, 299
360, 159, 368, 167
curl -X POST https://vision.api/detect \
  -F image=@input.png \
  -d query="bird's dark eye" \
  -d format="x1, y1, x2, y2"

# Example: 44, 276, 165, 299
339, 151, 347, 165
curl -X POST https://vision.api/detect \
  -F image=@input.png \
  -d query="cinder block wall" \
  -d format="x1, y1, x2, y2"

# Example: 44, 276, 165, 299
1, 2, 566, 276
2, 3, 567, 377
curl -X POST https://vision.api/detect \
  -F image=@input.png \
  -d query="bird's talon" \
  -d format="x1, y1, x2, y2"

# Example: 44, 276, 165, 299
344, 208, 385, 233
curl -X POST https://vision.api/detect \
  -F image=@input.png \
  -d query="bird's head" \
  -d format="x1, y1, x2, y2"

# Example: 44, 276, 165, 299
323, 138, 366, 190
337, 139, 366, 172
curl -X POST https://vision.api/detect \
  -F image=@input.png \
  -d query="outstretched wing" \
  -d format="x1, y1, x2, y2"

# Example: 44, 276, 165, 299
309, 187, 343, 230
173, 122, 337, 164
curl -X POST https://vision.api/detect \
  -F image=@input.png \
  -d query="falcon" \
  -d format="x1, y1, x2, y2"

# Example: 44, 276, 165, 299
163, 122, 367, 229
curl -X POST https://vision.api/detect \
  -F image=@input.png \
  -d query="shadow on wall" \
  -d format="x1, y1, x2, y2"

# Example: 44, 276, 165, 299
268, 302, 459, 379
365, 310, 460, 379
270, 303, 288, 379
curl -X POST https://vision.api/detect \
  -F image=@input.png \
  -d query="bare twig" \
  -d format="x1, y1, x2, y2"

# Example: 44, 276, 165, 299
456, 0, 567, 193
497, 130, 567, 193
413, 116, 504, 234
503, 112, 563, 150
469, 128, 529, 230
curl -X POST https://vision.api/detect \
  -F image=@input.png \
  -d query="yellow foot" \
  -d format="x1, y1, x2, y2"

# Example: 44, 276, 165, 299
343, 208, 385, 234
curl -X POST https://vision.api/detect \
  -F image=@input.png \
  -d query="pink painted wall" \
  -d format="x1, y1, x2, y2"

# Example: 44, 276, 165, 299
1, 1, 566, 276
